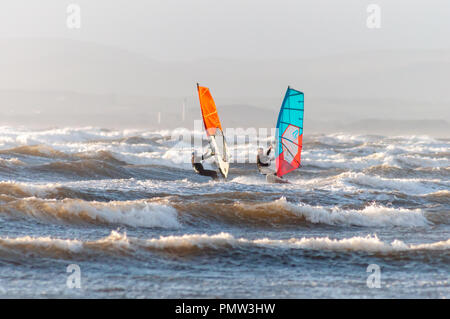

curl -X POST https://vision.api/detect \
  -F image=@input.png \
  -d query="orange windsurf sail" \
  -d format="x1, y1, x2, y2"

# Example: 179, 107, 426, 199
197, 84, 222, 136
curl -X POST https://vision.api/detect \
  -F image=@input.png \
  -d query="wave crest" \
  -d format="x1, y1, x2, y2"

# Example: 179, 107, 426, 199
0, 198, 181, 228
0, 145, 69, 159
1, 231, 448, 259
175, 197, 430, 228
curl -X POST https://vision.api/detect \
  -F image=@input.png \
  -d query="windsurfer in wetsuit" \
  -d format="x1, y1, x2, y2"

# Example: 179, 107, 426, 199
191, 149, 219, 180
257, 145, 288, 183
257, 145, 274, 175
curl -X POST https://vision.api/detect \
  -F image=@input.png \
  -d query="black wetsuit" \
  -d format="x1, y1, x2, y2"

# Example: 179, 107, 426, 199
192, 155, 218, 180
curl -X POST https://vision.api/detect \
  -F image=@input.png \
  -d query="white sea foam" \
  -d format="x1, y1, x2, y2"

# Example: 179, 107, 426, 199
1, 198, 181, 229
339, 172, 446, 195
1, 128, 448, 172
0, 158, 25, 166
0, 236, 83, 254
230, 170, 445, 197
0, 181, 62, 198
0, 127, 123, 147
2, 231, 447, 256
262, 197, 430, 227
135, 232, 450, 253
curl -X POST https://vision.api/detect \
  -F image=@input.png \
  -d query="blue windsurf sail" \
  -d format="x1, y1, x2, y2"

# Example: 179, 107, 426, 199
275, 87, 304, 177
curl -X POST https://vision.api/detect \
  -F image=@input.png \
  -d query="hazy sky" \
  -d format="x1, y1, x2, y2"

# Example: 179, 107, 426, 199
0, 0, 449, 129
1, 0, 449, 60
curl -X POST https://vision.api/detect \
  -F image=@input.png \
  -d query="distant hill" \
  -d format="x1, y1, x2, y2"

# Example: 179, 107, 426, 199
1, 89, 447, 137
341, 119, 449, 136
0, 38, 449, 131
0, 38, 449, 101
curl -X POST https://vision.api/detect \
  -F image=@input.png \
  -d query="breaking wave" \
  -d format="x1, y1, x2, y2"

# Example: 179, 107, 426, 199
0, 157, 25, 167
135, 232, 450, 254
0, 231, 448, 260
0, 145, 69, 159
0, 198, 181, 229
338, 172, 447, 195
173, 197, 431, 227
0, 181, 433, 228
0, 181, 56, 199
422, 190, 450, 205
277, 198, 430, 227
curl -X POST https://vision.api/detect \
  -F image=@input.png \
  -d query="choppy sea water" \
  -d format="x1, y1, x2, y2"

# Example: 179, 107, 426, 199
0, 126, 448, 298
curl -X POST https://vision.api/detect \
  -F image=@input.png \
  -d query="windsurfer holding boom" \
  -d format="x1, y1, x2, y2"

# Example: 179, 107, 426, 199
191, 148, 219, 180
257, 144, 274, 174
257, 144, 289, 183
